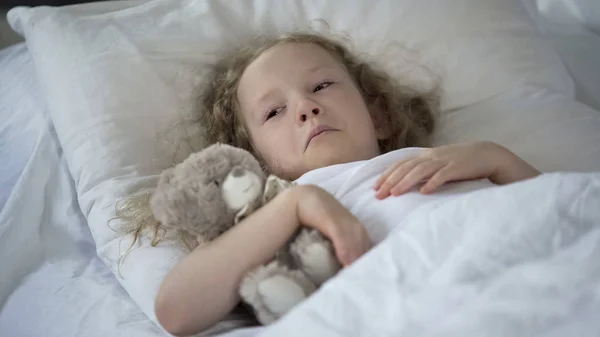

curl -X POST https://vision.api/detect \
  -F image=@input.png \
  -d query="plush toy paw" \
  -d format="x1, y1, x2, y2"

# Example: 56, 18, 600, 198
262, 174, 295, 204
240, 260, 317, 325
290, 229, 341, 286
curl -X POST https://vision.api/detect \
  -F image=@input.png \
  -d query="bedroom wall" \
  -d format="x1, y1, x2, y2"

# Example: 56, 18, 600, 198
0, 9, 22, 48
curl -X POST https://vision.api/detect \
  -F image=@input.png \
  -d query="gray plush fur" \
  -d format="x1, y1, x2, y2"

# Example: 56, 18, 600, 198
150, 143, 263, 243
149, 143, 341, 325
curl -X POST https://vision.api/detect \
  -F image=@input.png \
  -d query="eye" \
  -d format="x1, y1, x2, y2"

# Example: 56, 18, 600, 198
313, 81, 333, 92
265, 106, 284, 121
213, 180, 220, 187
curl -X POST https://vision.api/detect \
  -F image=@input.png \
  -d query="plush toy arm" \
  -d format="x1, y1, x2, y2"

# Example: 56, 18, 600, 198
289, 228, 341, 286
262, 175, 295, 204
239, 260, 317, 325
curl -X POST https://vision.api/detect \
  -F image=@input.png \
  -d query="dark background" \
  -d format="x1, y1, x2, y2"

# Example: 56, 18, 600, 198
1, 0, 103, 8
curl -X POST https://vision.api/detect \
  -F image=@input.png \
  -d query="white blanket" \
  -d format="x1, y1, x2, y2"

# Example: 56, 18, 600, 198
296, 148, 496, 244
257, 150, 600, 336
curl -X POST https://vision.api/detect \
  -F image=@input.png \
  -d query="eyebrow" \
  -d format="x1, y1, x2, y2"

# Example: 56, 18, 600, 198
306, 64, 332, 74
254, 65, 333, 104
255, 90, 279, 107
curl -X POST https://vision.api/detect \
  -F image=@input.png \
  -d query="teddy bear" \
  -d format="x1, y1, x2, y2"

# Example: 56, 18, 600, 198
149, 143, 341, 324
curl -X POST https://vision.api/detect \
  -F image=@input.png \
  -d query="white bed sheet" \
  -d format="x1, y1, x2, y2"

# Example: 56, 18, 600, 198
0, 47, 259, 337
0, 43, 40, 211
1, 1, 599, 337
0, 71, 170, 336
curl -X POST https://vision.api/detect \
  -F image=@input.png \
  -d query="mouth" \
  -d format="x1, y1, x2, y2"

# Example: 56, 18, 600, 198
305, 125, 339, 150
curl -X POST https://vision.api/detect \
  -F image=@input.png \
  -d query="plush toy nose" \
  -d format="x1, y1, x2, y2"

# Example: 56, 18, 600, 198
222, 167, 262, 211
231, 166, 245, 177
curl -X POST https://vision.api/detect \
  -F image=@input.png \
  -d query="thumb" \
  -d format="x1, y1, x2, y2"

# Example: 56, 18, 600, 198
331, 237, 352, 267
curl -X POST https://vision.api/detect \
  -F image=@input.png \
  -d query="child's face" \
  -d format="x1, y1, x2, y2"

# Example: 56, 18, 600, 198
237, 42, 382, 180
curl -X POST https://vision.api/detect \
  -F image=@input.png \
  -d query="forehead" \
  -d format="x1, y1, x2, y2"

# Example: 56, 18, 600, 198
237, 42, 345, 112
240, 43, 343, 88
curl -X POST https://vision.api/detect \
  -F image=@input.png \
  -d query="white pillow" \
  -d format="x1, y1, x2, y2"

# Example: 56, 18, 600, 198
7, 0, 600, 330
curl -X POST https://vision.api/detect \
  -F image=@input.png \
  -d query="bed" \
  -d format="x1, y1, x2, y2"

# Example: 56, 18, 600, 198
0, 1, 599, 336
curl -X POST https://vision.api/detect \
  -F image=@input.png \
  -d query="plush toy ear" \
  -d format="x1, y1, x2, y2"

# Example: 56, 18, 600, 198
195, 234, 209, 246
150, 162, 209, 236
149, 166, 183, 229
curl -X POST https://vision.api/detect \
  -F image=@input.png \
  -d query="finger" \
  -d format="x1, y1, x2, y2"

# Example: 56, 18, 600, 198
341, 244, 364, 267
330, 236, 348, 266
374, 160, 405, 191
375, 158, 427, 199
336, 245, 351, 267
340, 243, 361, 266
377, 158, 435, 199
374, 156, 417, 190
355, 226, 372, 256
341, 224, 371, 267
340, 233, 364, 266
390, 160, 446, 196
327, 224, 352, 266
420, 165, 453, 194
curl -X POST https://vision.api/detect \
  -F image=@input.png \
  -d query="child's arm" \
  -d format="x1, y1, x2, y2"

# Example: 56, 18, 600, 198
155, 185, 371, 336
374, 141, 540, 198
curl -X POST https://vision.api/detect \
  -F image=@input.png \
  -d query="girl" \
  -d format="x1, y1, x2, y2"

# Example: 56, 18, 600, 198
122, 33, 540, 336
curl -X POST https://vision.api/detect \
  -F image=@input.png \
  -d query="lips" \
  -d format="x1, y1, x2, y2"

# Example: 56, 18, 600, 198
305, 124, 339, 150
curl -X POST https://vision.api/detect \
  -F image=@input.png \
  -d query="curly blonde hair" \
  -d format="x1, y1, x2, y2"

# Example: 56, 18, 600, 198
114, 33, 440, 262
200, 33, 438, 167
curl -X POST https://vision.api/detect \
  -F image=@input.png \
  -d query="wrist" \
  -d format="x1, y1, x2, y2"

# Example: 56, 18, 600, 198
489, 142, 540, 184
290, 184, 332, 234
276, 186, 304, 232
289, 184, 316, 221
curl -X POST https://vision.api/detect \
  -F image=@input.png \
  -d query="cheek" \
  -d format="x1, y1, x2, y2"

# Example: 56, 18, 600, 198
336, 85, 368, 112
340, 92, 376, 128
250, 127, 290, 160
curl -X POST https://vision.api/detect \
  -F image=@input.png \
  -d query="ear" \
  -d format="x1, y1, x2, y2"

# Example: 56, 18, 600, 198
368, 99, 392, 140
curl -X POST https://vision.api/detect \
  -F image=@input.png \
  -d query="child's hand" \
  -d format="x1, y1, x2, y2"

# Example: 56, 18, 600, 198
294, 185, 372, 267
374, 141, 540, 199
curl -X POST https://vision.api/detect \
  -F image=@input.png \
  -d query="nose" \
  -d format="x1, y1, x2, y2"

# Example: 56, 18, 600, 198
230, 166, 245, 177
297, 99, 322, 123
